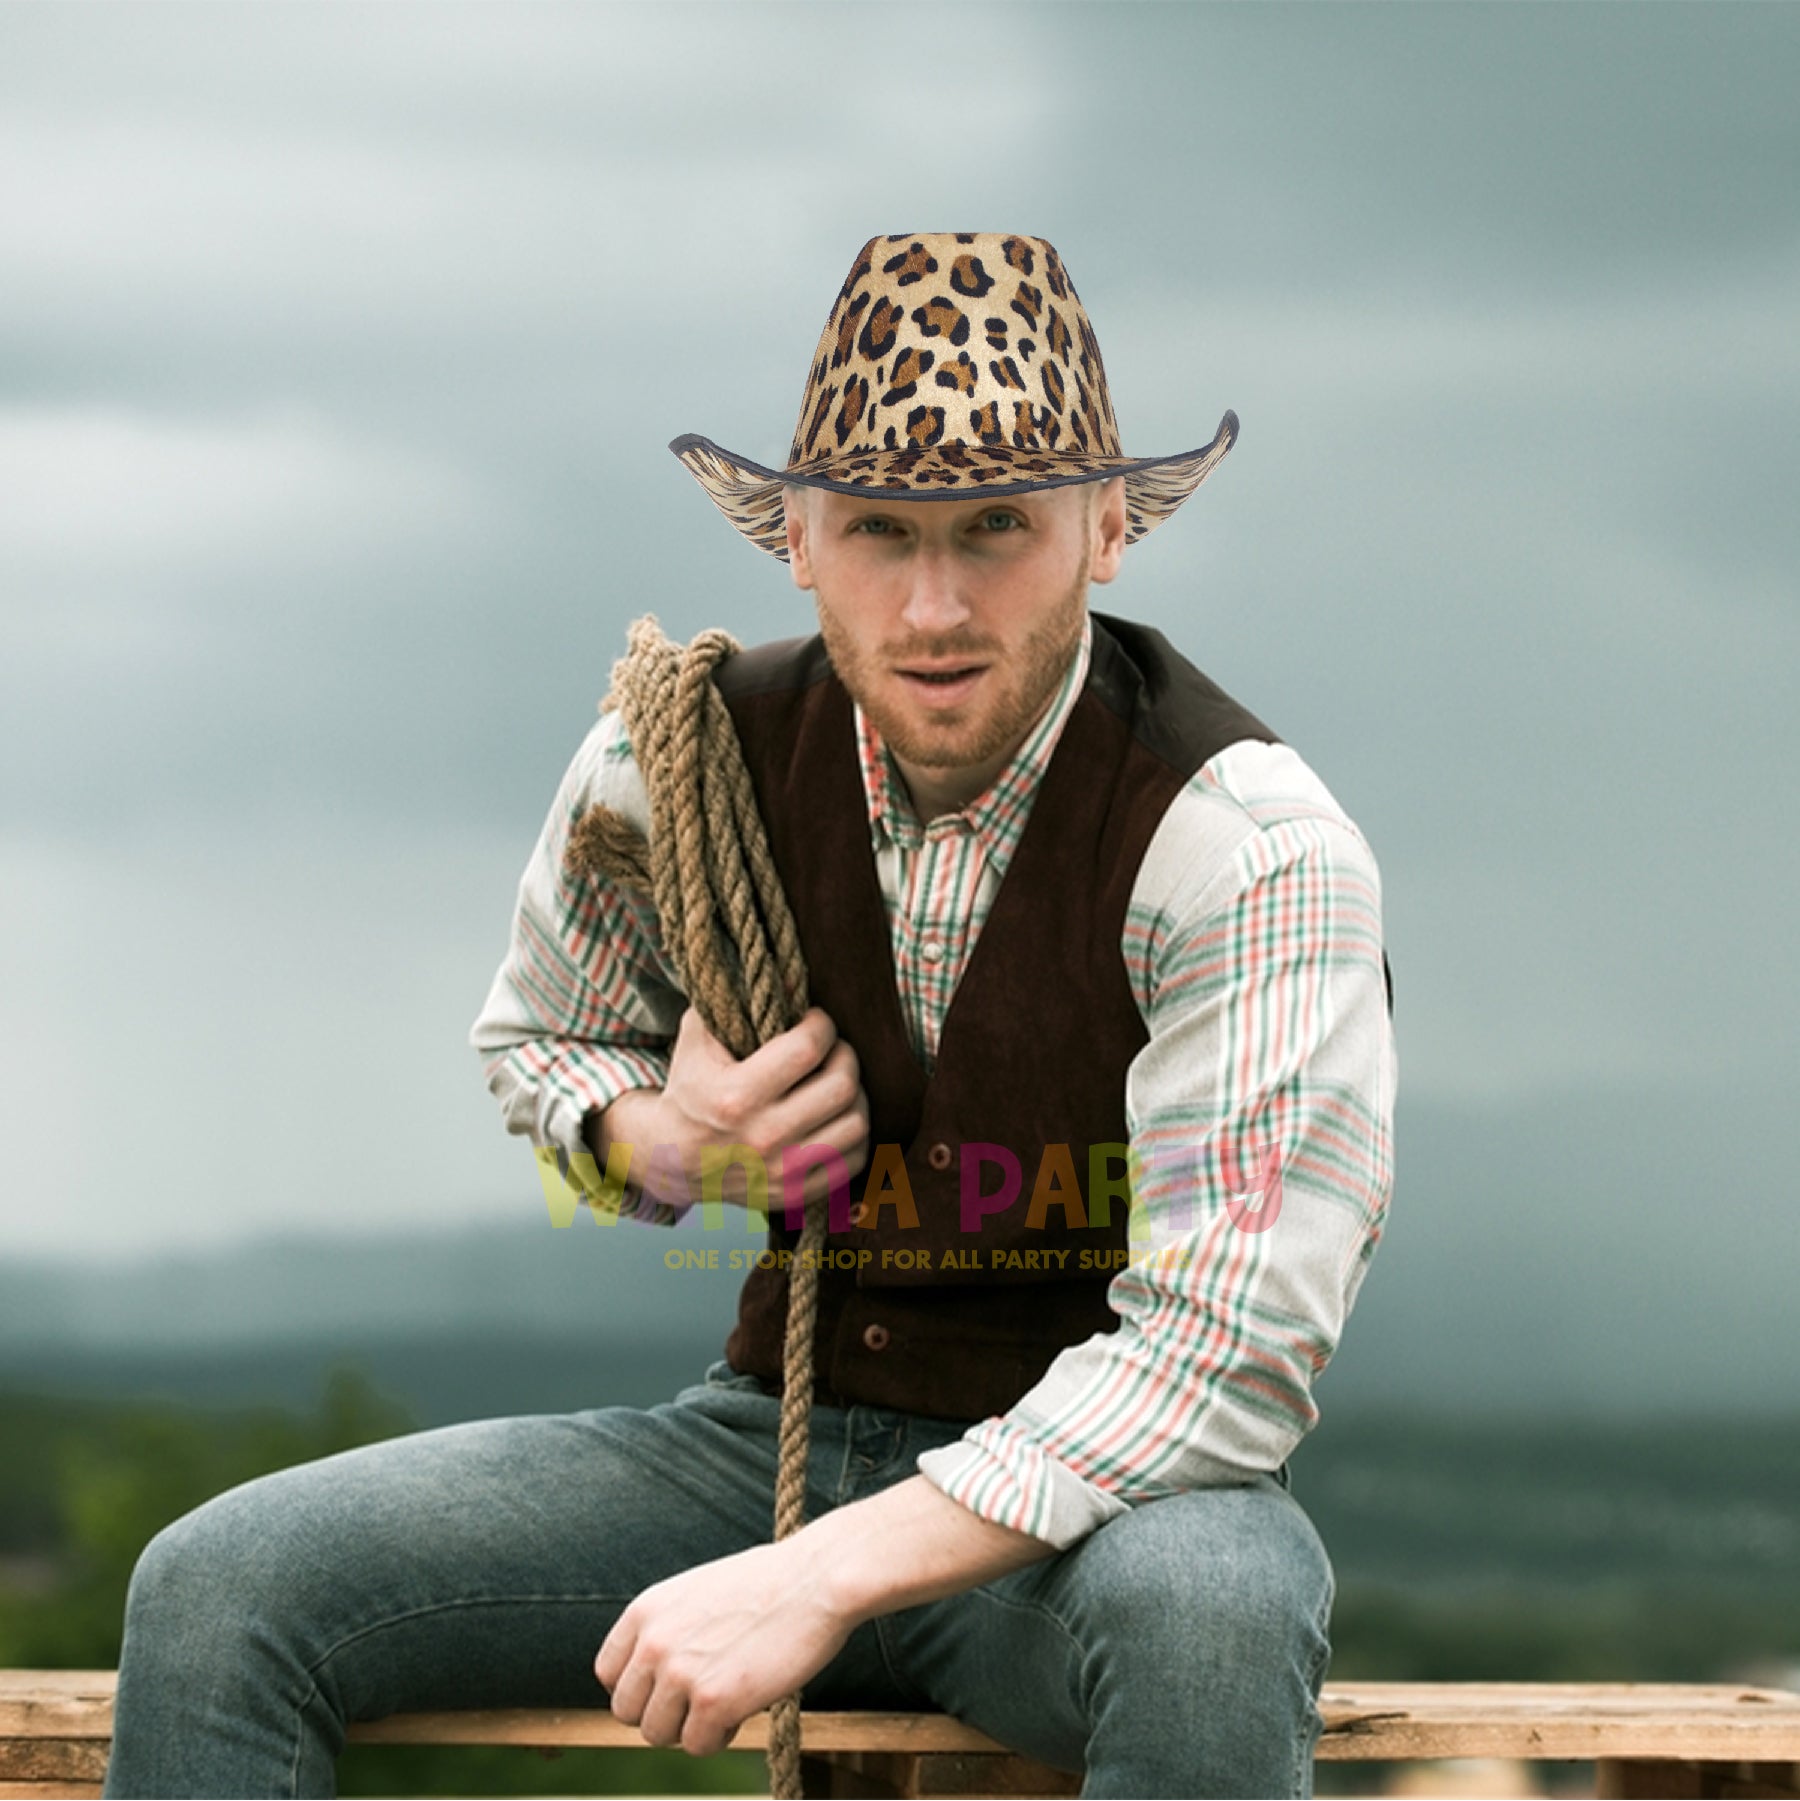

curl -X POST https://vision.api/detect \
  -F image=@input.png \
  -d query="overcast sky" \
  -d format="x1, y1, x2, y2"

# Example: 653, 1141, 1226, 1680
1, 2, 1795, 1407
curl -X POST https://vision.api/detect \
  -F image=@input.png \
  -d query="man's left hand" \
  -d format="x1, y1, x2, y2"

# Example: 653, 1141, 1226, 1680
595, 1475, 1057, 1757
595, 1536, 851, 1757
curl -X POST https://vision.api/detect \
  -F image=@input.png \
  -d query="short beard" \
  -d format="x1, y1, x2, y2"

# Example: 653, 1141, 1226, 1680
813, 539, 1092, 773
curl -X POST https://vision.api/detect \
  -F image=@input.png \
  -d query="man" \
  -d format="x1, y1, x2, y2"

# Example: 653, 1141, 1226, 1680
105, 232, 1395, 1799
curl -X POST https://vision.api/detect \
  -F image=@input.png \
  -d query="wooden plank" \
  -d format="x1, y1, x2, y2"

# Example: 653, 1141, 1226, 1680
3, 1669, 1798, 1768
282, 1684, 1800, 1760
0, 1742, 109, 1783
0, 1674, 1011, 1754
1316, 1684, 1800, 1762
0, 1675, 114, 1742
1594, 1759, 1717, 1798
801, 1750, 912, 1798
903, 1751, 1082, 1797
1589, 1758, 1800, 1799
349, 1706, 1014, 1753
0, 1786, 104, 1800
1716, 1778, 1800, 1800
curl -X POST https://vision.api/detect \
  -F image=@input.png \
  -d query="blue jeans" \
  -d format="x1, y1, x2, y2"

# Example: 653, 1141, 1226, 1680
105, 1361, 1334, 1798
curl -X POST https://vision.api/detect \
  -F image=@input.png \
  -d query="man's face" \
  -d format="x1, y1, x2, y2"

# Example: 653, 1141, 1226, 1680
784, 477, 1127, 795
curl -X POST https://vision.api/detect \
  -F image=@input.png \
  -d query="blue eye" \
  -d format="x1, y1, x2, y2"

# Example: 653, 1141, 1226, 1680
848, 511, 1022, 536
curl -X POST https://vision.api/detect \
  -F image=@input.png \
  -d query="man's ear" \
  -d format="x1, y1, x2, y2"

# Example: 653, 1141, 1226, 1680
1088, 476, 1128, 585
784, 486, 814, 589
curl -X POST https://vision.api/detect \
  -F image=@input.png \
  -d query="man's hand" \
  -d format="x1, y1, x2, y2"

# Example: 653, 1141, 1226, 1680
589, 1005, 870, 1212
594, 1476, 1058, 1756
594, 1536, 850, 1756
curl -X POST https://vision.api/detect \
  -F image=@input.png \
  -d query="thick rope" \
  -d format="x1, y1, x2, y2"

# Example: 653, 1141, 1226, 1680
564, 614, 821, 1799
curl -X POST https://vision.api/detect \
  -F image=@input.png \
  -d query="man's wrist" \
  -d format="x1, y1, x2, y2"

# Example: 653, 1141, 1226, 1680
583, 1087, 667, 1205
589, 1085, 660, 1153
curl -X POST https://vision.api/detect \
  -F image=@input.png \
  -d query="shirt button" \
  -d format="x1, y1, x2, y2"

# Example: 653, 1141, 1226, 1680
927, 1141, 953, 1172
920, 938, 944, 964
862, 1323, 891, 1352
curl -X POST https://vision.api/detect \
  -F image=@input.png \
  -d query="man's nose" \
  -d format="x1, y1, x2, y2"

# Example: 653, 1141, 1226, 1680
899, 545, 972, 635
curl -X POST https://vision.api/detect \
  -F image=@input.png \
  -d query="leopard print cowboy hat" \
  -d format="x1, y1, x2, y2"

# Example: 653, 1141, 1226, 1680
670, 230, 1237, 562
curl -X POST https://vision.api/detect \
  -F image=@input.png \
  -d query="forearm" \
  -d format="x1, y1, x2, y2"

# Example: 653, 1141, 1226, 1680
801, 1474, 1058, 1626
471, 706, 687, 1160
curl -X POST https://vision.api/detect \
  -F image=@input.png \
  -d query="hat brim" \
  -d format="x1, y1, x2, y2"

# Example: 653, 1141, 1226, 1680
669, 410, 1239, 562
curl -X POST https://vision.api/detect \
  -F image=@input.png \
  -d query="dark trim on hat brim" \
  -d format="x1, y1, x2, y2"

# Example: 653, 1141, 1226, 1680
667, 410, 1239, 501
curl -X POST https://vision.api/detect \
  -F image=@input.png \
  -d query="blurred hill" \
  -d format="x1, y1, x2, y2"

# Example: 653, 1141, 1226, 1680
0, 1214, 743, 1354
6, 1074, 1795, 1420
0, 1214, 740, 1418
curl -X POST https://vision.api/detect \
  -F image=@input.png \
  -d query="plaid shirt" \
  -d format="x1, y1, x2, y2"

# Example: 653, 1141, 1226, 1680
471, 611, 1397, 1548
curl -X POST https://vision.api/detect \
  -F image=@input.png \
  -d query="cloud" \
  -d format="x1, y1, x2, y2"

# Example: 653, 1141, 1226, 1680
0, 3, 1056, 152
0, 402, 498, 593
0, 817, 531, 1261
0, 6, 1063, 365
1117, 261, 1800, 426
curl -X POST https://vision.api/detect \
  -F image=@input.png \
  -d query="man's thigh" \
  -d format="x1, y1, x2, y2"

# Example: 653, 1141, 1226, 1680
880, 1474, 1336, 1797
119, 1362, 790, 1722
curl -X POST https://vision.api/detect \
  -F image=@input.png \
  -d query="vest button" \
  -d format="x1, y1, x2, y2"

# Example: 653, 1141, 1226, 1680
862, 1323, 890, 1352
927, 1141, 953, 1172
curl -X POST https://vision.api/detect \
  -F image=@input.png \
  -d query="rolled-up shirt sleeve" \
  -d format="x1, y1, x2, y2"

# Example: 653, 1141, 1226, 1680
470, 706, 690, 1226
917, 753, 1398, 1548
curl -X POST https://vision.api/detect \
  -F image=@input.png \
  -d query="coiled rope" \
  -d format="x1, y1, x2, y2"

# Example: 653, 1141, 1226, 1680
563, 613, 821, 1799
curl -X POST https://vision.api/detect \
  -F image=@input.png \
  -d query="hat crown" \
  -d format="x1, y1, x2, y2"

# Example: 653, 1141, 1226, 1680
786, 231, 1123, 473
669, 228, 1239, 561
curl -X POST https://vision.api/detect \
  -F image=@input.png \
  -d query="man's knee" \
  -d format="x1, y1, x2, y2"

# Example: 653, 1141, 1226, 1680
123, 1471, 320, 1671
1062, 1479, 1334, 1673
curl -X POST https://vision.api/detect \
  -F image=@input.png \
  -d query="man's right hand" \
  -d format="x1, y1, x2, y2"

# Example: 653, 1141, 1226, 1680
586, 1006, 871, 1213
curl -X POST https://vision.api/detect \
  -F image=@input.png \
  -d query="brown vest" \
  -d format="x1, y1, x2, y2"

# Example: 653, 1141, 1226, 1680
708, 609, 1387, 1421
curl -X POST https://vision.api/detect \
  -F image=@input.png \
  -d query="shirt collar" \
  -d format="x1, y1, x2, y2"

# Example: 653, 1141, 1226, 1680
853, 611, 1093, 870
